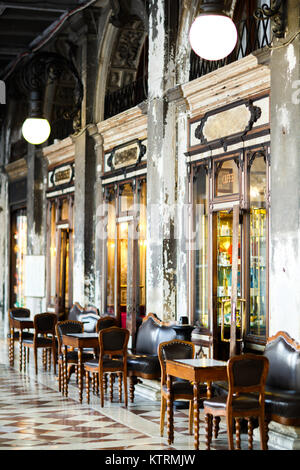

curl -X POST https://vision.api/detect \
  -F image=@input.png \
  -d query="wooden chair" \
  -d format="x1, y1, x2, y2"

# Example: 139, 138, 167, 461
158, 339, 207, 439
85, 327, 129, 407
22, 313, 57, 375
55, 320, 94, 394
203, 353, 269, 450
96, 316, 118, 332
8, 308, 33, 367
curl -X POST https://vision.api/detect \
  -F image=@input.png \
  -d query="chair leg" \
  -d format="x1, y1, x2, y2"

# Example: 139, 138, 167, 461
19, 342, 23, 372
247, 418, 253, 450
34, 346, 38, 375
129, 376, 135, 403
99, 372, 104, 407
118, 372, 122, 403
52, 343, 56, 375
213, 416, 220, 439
259, 413, 268, 451
205, 414, 213, 450
188, 400, 193, 435
226, 414, 234, 450
58, 363, 61, 392
123, 373, 128, 408
235, 418, 241, 450
160, 396, 167, 436
109, 374, 113, 402
86, 370, 90, 404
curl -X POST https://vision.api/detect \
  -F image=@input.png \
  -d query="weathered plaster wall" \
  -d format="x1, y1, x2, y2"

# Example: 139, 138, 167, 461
146, 0, 178, 320
269, 0, 300, 341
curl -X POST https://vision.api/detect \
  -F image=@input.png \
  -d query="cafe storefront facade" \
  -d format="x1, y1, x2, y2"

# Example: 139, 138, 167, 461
181, 59, 271, 360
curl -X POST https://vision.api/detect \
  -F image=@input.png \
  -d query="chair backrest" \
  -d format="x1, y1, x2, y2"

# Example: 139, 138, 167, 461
9, 308, 30, 324
96, 316, 118, 332
135, 313, 177, 355
264, 331, 300, 392
98, 327, 129, 358
56, 320, 84, 351
227, 353, 269, 403
34, 313, 57, 335
158, 339, 195, 385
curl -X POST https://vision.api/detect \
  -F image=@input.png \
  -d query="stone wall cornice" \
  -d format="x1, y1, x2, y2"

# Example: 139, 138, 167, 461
4, 157, 27, 182
182, 53, 271, 118
96, 104, 148, 152
42, 136, 75, 168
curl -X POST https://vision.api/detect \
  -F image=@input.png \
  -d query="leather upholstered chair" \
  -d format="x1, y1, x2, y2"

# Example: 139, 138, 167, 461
56, 320, 94, 394
85, 327, 129, 407
8, 308, 33, 367
158, 339, 207, 438
127, 313, 177, 402
204, 353, 269, 450
22, 313, 57, 375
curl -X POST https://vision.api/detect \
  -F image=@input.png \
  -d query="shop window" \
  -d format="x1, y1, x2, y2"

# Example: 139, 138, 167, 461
10, 209, 27, 308
249, 156, 267, 338
193, 166, 209, 329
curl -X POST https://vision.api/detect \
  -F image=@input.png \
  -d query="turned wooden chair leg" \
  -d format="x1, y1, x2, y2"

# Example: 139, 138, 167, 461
129, 377, 135, 403
100, 372, 104, 407
205, 414, 213, 450
86, 370, 90, 404
213, 416, 220, 439
109, 373, 113, 402
118, 372, 122, 403
160, 396, 167, 436
235, 418, 241, 450
188, 400, 193, 435
247, 418, 253, 450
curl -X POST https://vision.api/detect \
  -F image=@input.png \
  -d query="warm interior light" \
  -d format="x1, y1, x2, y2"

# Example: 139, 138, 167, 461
22, 117, 51, 145
189, 14, 238, 61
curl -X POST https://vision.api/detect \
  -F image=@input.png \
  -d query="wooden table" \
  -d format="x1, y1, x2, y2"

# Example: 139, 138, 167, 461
9, 317, 34, 370
62, 332, 98, 403
166, 357, 227, 450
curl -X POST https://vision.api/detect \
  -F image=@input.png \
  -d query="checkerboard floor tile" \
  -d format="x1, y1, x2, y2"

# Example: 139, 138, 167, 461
0, 323, 271, 451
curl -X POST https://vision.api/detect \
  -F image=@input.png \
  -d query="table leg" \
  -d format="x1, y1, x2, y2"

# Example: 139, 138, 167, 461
167, 374, 174, 445
78, 348, 83, 403
193, 382, 199, 450
207, 381, 212, 399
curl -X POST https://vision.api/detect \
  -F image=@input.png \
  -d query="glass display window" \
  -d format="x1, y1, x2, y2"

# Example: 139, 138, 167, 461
190, 147, 270, 359
10, 208, 27, 308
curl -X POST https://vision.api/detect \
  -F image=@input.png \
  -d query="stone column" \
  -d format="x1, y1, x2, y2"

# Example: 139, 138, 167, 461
146, 0, 178, 321
267, 0, 300, 450
25, 145, 47, 315
89, 125, 105, 311
72, 28, 98, 307
269, 0, 300, 340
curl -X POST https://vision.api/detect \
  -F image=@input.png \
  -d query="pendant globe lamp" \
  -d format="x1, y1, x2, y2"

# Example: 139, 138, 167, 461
22, 90, 51, 145
189, 0, 237, 61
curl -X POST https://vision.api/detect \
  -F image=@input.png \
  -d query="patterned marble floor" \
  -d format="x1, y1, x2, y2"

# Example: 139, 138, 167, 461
0, 323, 269, 452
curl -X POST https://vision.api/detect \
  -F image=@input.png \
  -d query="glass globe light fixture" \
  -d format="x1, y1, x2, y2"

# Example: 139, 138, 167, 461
22, 117, 51, 145
189, 2, 237, 61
